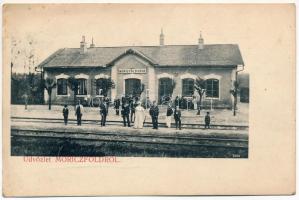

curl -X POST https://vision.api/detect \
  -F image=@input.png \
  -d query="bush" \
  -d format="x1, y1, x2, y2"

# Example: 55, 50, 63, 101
11, 73, 44, 104
181, 97, 194, 109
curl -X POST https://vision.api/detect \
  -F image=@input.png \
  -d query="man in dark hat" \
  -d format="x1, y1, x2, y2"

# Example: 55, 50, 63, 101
149, 101, 159, 129
62, 104, 69, 125
122, 101, 131, 127
114, 98, 120, 115
99, 100, 108, 126
75, 100, 84, 126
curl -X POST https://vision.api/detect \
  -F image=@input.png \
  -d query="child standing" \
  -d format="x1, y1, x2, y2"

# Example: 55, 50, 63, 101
204, 112, 211, 129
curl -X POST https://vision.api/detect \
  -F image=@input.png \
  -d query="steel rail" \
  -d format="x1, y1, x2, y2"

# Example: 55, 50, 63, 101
11, 128, 248, 149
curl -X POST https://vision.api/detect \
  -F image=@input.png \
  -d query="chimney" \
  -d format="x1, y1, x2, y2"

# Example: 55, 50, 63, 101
159, 28, 164, 46
80, 35, 87, 54
90, 37, 95, 48
198, 32, 204, 50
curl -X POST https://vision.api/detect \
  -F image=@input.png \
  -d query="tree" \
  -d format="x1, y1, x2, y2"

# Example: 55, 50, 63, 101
194, 76, 206, 115
68, 77, 79, 107
43, 78, 56, 110
169, 80, 176, 98
11, 73, 44, 105
96, 78, 115, 97
27, 72, 41, 104
230, 80, 239, 116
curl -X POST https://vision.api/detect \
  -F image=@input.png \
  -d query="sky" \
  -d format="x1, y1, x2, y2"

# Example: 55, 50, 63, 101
3, 4, 295, 74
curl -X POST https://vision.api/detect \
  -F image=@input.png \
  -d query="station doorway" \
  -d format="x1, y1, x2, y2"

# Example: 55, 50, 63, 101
125, 78, 141, 97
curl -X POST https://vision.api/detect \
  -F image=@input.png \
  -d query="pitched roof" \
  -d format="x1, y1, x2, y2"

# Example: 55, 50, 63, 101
39, 44, 244, 68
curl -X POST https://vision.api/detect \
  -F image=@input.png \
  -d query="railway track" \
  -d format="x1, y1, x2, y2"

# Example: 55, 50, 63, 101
11, 127, 248, 149
11, 119, 248, 157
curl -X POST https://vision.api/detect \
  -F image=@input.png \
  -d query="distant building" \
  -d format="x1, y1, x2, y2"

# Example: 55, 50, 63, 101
39, 31, 244, 108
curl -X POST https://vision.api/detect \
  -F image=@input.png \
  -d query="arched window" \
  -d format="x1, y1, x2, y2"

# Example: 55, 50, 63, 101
57, 78, 68, 95
206, 79, 219, 98
182, 78, 194, 96
77, 78, 87, 95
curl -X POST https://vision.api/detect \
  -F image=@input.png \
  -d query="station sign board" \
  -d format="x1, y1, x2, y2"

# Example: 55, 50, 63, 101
118, 68, 147, 74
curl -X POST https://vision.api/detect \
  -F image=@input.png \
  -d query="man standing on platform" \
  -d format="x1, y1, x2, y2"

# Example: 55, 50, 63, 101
99, 101, 107, 126
174, 106, 182, 130
75, 100, 84, 126
114, 98, 120, 115
149, 101, 159, 129
62, 104, 69, 125
122, 101, 131, 127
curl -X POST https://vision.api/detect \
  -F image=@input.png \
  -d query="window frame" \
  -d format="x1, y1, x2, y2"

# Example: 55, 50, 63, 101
76, 78, 88, 96
158, 77, 173, 103
159, 78, 173, 96
182, 78, 195, 97
205, 78, 220, 99
56, 78, 68, 96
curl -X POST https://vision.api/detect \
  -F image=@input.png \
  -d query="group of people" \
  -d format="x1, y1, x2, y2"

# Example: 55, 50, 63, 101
62, 98, 211, 130
62, 101, 85, 126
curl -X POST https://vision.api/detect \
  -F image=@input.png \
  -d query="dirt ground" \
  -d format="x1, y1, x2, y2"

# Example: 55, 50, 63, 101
11, 103, 249, 126
11, 102, 249, 126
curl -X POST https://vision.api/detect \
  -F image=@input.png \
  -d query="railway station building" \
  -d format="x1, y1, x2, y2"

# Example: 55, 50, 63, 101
39, 32, 244, 109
